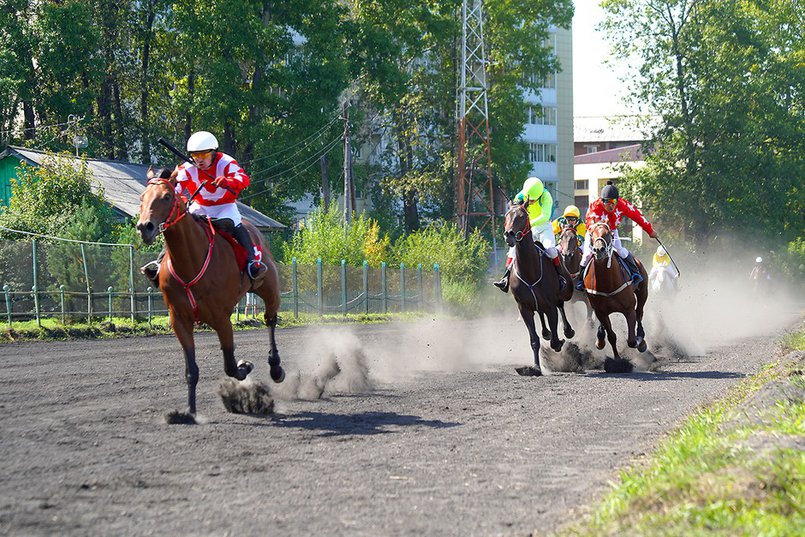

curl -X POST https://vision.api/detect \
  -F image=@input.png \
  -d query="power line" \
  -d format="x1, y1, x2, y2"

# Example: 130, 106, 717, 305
240, 136, 343, 202
239, 111, 342, 168
248, 133, 343, 184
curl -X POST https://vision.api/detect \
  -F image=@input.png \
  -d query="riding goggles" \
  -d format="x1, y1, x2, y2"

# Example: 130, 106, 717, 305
190, 149, 214, 158
602, 198, 618, 204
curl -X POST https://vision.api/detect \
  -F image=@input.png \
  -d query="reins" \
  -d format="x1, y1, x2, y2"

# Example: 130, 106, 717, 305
505, 206, 545, 306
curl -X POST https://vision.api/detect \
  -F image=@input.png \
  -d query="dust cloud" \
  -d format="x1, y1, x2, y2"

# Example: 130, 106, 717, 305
265, 250, 801, 397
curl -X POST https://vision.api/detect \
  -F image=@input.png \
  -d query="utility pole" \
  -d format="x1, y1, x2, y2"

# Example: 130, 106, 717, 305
456, 0, 495, 253
67, 114, 87, 157
343, 101, 353, 224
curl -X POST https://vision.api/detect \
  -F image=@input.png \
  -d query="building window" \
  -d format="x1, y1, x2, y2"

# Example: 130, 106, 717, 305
528, 106, 557, 126
541, 72, 556, 89
575, 196, 589, 216
585, 144, 598, 154
574, 179, 588, 191
528, 143, 557, 163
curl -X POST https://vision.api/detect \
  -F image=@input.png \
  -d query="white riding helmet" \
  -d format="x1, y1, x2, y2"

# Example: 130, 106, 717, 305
187, 131, 219, 152
656, 246, 666, 257
755, 256, 763, 263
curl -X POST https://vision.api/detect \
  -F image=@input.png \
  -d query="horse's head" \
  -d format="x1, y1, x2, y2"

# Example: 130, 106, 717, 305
503, 202, 531, 247
136, 167, 180, 245
589, 222, 613, 262
558, 226, 581, 271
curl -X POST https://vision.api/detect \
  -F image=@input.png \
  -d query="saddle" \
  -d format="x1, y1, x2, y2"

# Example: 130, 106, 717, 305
191, 215, 264, 273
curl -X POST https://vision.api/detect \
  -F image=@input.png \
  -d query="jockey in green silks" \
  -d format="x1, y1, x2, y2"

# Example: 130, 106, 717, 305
494, 176, 568, 293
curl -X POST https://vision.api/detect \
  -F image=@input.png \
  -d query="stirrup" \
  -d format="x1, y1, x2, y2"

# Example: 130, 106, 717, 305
140, 260, 160, 282
631, 272, 644, 284
247, 261, 267, 280
575, 278, 585, 291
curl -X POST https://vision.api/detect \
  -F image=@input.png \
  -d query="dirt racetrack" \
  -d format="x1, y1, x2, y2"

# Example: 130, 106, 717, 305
0, 310, 799, 536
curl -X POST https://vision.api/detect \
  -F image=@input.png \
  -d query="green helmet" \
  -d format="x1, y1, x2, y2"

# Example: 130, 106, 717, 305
523, 176, 544, 201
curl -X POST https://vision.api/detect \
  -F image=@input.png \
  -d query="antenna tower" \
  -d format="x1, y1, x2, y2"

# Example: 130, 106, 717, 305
456, 0, 495, 240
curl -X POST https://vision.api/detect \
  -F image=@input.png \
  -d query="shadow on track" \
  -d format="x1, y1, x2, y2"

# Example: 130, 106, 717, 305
270, 411, 461, 437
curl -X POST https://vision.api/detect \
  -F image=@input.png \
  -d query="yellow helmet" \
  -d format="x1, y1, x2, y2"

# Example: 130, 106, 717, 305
522, 176, 544, 201
563, 205, 580, 218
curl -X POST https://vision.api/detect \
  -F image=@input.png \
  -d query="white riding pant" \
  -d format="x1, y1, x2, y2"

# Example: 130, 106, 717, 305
506, 221, 558, 267
188, 201, 242, 226
649, 264, 678, 279
581, 228, 628, 266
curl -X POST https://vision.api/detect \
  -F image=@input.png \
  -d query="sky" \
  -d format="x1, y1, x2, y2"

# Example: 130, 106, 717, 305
572, 0, 633, 118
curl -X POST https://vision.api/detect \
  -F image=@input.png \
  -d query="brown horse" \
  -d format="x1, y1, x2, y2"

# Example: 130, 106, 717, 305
503, 203, 573, 376
582, 222, 648, 370
558, 226, 594, 324
136, 168, 285, 422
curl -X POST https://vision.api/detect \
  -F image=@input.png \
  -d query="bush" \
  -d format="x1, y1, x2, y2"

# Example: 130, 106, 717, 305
281, 204, 390, 267
392, 222, 489, 286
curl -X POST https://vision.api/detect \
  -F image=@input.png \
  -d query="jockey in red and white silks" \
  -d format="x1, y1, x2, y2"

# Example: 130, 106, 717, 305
175, 151, 249, 226
579, 181, 657, 286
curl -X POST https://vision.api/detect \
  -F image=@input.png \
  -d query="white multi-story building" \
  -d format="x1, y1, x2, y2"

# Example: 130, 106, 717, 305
522, 26, 574, 214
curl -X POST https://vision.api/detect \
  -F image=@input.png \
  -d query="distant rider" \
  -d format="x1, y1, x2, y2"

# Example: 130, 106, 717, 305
552, 204, 586, 242
649, 245, 679, 290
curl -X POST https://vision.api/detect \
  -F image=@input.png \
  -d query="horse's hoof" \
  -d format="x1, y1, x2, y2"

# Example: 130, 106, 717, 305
237, 360, 254, 377
604, 358, 633, 374
551, 339, 565, 353
637, 339, 648, 353
165, 410, 197, 425
515, 366, 542, 377
541, 329, 551, 341
564, 328, 575, 339
627, 340, 638, 349
596, 339, 605, 350
270, 365, 285, 383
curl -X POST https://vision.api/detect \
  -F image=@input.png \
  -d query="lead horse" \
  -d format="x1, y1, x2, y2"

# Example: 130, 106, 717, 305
136, 168, 285, 422
582, 222, 648, 371
503, 203, 573, 376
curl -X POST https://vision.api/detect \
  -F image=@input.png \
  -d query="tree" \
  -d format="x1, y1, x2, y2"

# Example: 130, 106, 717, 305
602, 0, 805, 246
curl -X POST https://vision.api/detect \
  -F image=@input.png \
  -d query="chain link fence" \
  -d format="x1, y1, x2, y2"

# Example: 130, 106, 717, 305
0, 237, 443, 327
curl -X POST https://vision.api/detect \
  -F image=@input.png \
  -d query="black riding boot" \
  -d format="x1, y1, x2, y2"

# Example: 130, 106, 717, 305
623, 251, 643, 284
493, 267, 511, 293
140, 247, 166, 285
232, 224, 266, 281
576, 260, 589, 291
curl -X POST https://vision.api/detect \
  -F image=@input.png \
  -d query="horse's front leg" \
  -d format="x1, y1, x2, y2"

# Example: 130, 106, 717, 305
172, 315, 200, 415
544, 304, 565, 352
596, 313, 619, 359
265, 311, 285, 383
216, 320, 253, 381
516, 306, 543, 376
557, 302, 575, 339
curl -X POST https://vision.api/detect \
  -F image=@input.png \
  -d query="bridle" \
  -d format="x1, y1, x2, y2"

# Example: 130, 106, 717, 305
505, 204, 532, 242
591, 222, 615, 269
559, 227, 581, 278
146, 178, 188, 234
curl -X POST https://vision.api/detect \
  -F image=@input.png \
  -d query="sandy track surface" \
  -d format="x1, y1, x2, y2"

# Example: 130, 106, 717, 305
0, 314, 796, 536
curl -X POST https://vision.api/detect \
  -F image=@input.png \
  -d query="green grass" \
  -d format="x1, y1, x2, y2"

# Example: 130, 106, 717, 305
0, 311, 429, 342
556, 328, 805, 537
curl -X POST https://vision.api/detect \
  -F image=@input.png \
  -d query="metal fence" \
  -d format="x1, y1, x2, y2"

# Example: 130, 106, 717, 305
0, 238, 443, 327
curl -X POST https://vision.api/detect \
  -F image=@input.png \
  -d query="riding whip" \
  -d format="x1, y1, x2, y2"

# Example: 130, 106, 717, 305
655, 237, 681, 277
157, 137, 236, 196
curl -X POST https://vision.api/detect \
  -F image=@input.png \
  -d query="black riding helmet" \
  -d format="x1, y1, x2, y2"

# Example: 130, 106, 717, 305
601, 180, 619, 200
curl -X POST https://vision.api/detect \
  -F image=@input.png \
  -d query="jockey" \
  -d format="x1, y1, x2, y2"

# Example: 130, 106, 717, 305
749, 256, 771, 282
494, 176, 568, 293
552, 204, 587, 242
575, 180, 657, 290
649, 245, 679, 288
140, 131, 267, 284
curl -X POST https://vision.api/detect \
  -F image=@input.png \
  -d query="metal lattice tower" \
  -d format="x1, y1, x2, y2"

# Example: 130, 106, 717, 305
456, 0, 494, 238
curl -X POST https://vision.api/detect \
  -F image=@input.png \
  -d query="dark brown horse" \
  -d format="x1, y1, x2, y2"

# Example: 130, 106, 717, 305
136, 168, 285, 422
558, 226, 594, 324
582, 222, 648, 370
503, 203, 573, 376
